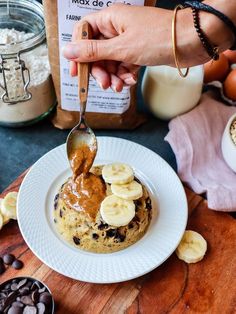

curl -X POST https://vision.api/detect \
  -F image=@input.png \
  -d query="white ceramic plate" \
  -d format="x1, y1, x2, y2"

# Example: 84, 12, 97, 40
17, 137, 187, 284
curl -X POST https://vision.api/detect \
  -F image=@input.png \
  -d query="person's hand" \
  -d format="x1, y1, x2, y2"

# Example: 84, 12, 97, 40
62, 4, 173, 92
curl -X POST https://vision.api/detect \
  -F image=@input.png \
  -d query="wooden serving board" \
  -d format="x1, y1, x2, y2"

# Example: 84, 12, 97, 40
0, 172, 236, 314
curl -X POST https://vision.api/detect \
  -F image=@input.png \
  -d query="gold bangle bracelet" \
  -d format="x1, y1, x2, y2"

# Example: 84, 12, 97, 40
172, 4, 189, 78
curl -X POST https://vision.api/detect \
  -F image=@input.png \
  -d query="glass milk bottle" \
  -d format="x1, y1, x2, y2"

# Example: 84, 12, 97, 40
142, 65, 204, 120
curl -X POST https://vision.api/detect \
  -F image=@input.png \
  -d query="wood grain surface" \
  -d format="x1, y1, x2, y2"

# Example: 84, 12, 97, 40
0, 172, 235, 314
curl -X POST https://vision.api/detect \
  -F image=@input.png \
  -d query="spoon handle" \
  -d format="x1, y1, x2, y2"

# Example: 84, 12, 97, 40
77, 21, 92, 114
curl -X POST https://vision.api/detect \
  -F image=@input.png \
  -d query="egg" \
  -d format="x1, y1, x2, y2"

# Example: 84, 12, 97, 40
204, 53, 229, 83
223, 50, 236, 64
223, 69, 236, 101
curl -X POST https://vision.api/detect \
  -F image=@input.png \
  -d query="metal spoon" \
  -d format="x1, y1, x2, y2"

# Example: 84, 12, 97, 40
66, 21, 97, 177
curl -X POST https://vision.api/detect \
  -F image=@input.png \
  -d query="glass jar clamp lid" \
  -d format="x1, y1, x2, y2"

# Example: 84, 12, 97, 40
0, 0, 46, 104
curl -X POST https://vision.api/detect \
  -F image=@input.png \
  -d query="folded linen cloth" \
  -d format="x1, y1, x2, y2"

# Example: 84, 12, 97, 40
165, 92, 236, 211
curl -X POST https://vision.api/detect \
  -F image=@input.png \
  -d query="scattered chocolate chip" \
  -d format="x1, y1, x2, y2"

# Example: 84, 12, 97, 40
98, 222, 108, 230
20, 296, 34, 306
73, 236, 80, 245
12, 301, 24, 308
36, 302, 45, 314
11, 283, 19, 291
3, 254, 15, 265
53, 219, 57, 223
19, 287, 29, 296
106, 229, 117, 237
39, 292, 51, 306
8, 306, 23, 314
92, 233, 99, 240
22, 305, 37, 314
134, 177, 141, 184
128, 223, 134, 229
12, 260, 24, 270
59, 210, 63, 218
17, 279, 27, 290
31, 290, 39, 303
54, 194, 59, 210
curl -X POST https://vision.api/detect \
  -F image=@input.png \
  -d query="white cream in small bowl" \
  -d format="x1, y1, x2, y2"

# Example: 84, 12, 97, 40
221, 113, 236, 173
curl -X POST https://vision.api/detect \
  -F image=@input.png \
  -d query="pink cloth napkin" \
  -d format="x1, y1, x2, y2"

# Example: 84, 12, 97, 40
165, 92, 236, 212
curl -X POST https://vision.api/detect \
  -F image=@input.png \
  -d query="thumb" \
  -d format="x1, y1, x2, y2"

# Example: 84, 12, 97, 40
62, 38, 124, 63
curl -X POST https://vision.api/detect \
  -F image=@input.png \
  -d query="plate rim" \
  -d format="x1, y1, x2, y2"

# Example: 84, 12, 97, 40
17, 136, 188, 283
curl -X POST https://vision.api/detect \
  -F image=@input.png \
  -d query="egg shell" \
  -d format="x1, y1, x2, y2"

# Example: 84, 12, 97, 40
223, 69, 236, 101
204, 54, 229, 83
223, 50, 236, 64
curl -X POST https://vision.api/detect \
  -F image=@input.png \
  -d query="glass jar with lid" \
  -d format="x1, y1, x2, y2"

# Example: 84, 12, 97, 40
0, 0, 56, 127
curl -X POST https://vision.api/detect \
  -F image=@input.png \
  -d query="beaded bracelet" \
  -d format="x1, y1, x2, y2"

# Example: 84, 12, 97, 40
184, 1, 236, 51
172, 5, 189, 78
191, 7, 219, 61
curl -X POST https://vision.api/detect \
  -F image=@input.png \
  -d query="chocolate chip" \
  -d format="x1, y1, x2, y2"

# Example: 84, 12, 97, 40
20, 296, 34, 306
59, 210, 63, 218
53, 219, 57, 223
31, 290, 39, 303
3, 254, 15, 265
19, 287, 29, 296
92, 233, 99, 240
12, 260, 24, 270
146, 197, 152, 210
128, 223, 134, 229
73, 236, 80, 245
17, 279, 27, 290
36, 302, 45, 314
106, 229, 117, 237
12, 301, 24, 308
8, 306, 23, 314
54, 194, 59, 210
98, 222, 108, 230
10, 283, 18, 291
22, 305, 37, 314
0, 262, 5, 274
39, 292, 51, 306
115, 232, 125, 243
134, 177, 141, 184
38, 288, 46, 294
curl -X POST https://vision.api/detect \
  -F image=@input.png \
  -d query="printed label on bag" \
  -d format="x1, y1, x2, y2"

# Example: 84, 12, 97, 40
57, 0, 144, 113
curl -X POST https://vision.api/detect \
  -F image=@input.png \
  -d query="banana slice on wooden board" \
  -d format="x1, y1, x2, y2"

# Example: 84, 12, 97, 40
100, 195, 135, 227
102, 163, 134, 185
176, 230, 207, 263
0, 198, 10, 226
1, 192, 18, 220
111, 181, 143, 200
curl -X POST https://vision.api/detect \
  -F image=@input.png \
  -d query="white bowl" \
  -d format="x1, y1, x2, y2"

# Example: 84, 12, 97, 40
221, 113, 236, 172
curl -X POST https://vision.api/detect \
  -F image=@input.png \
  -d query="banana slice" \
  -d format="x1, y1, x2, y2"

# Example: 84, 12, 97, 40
0, 198, 10, 225
100, 195, 135, 227
0, 213, 3, 230
1, 192, 18, 220
176, 230, 207, 263
102, 163, 134, 185
111, 180, 143, 200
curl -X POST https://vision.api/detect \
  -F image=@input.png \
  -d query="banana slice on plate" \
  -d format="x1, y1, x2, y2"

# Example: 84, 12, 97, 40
176, 230, 207, 263
102, 163, 134, 185
100, 195, 135, 227
111, 180, 143, 200
0, 198, 10, 225
1, 192, 18, 220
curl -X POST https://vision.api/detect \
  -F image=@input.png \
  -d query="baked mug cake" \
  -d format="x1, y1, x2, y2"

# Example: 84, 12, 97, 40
53, 162, 152, 253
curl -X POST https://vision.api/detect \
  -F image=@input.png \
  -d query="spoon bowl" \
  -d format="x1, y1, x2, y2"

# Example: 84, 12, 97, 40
66, 21, 97, 175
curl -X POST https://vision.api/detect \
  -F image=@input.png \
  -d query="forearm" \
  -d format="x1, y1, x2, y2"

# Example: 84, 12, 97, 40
175, 0, 236, 67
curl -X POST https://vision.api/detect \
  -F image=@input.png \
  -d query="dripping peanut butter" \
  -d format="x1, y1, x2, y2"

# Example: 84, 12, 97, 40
62, 144, 106, 220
